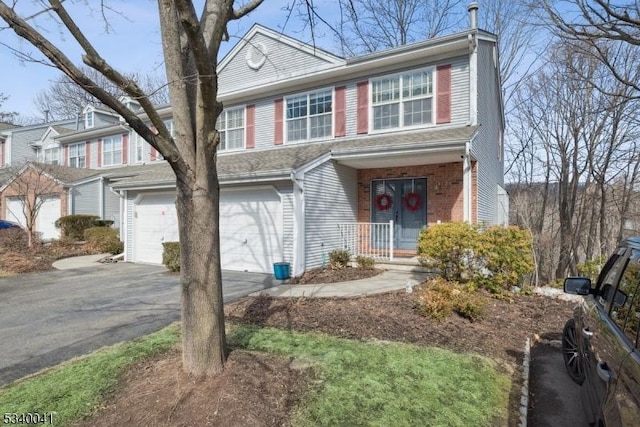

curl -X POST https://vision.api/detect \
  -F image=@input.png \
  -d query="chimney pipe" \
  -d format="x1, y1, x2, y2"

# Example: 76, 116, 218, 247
468, 2, 479, 30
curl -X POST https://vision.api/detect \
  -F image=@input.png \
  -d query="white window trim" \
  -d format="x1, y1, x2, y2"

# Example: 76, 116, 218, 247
102, 135, 123, 167
217, 106, 246, 152
68, 142, 86, 168
284, 88, 334, 144
369, 66, 436, 133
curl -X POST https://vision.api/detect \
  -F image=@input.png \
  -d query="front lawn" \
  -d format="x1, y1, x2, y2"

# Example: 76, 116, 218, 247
0, 323, 510, 426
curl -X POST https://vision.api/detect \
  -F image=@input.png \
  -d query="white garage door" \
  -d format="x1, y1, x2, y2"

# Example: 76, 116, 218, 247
5, 197, 27, 228
5, 195, 60, 240
133, 193, 180, 264
36, 195, 61, 240
219, 189, 283, 273
133, 189, 283, 273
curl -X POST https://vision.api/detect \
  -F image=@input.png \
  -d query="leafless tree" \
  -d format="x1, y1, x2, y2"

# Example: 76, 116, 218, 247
0, 92, 17, 124
2, 163, 62, 248
34, 66, 170, 121
327, 0, 465, 56
541, 0, 640, 97
0, 0, 263, 376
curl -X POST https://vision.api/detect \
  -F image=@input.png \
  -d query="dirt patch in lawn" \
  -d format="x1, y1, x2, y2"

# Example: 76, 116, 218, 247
81, 278, 576, 427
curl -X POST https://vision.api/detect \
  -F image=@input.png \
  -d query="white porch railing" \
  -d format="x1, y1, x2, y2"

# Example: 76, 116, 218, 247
337, 221, 394, 261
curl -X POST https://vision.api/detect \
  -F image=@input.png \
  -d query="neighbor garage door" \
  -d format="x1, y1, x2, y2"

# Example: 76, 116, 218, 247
36, 195, 61, 240
133, 189, 283, 273
5, 195, 60, 240
5, 197, 27, 228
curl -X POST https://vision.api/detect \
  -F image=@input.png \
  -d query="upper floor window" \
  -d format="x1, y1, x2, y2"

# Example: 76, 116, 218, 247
68, 142, 86, 168
134, 134, 144, 163
102, 135, 122, 166
371, 68, 433, 131
216, 108, 244, 151
85, 111, 94, 129
286, 90, 332, 142
44, 147, 59, 165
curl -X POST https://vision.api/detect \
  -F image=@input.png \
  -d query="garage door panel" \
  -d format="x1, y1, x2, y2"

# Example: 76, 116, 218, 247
36, 195, 61, 240
133, 190, 283, 273
6, 197, 27, 228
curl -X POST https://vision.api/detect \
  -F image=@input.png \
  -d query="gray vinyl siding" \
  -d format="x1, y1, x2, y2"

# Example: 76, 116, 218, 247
72, 180, 101, 216
472, 40, 504, 225
6, 128, 44, 165
219, 32, 341, 95
93, 112, 119, 128
104, 187, 120, 229
304, 161, 358, 269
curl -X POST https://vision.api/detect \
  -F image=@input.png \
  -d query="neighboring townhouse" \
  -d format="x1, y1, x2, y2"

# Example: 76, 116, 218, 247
0, 163, 99, 240
104, 11, 507, 276
0, 119, 78, 168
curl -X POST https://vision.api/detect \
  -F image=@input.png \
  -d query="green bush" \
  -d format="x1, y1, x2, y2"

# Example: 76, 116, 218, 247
417, 222, 477, 281
329, 249, 351, 270
474, 226, 534, 293
162, 242, 180, 272
55, 215, 100, 240
577, 256, 606, 283
356, 255, 375, 270
83, 227, 123, 254
414, 277, 486, 322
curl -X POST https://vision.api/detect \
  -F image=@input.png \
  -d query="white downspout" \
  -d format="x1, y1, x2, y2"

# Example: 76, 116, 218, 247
463, 142, 472, 222
291, 171, 305, 277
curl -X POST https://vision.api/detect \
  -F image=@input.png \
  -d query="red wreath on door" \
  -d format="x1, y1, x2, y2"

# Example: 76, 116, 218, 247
403, 192, 421, 212
375, 193, 393, 211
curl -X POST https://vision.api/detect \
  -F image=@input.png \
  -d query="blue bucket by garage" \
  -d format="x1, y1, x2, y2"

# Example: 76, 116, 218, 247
273, 262, 290, 280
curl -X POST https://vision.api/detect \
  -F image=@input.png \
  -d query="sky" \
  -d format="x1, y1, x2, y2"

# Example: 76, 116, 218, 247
0, 0, 336, 120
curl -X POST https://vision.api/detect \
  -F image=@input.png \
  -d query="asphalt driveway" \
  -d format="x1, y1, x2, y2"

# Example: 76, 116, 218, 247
0, 263, 273, 387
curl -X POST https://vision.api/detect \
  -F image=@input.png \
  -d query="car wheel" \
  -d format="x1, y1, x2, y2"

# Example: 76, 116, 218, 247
562, 318, 585, 385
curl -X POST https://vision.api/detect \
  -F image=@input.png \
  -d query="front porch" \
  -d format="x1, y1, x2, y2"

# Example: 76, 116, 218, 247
332, 163, 477, 261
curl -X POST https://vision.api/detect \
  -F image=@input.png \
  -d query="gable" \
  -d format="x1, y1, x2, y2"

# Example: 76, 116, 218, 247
219, 25, 344, 95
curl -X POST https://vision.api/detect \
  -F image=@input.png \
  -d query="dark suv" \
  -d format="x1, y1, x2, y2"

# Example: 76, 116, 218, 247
563, 237, 640, 426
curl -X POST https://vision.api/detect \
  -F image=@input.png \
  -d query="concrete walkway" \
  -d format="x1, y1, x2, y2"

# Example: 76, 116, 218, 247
250, 270, 431, 298
52, 253, 111, 269
53, 254, 431, 297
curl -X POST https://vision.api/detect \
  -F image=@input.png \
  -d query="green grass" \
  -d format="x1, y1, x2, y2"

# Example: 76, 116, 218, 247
229, 325, 511, 427
0, 323, 510, 427
0, 324, 180, 425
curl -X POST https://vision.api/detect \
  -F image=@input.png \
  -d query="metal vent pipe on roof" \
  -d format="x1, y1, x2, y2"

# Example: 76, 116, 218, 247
468, 2, 479, 30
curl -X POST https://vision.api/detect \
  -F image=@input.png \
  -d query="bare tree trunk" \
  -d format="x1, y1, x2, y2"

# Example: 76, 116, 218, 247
176, 174, 225, 374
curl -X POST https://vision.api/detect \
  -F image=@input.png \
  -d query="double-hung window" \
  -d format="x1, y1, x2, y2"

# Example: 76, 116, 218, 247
68, 142, 86, 168
102, 135, 122, 166
85, 111, 94, 128
44, 147, 59, 165
371, 68, 433, 130
216, 107, 244, 151
286, 90, 332, 142
134, 133, 143, 163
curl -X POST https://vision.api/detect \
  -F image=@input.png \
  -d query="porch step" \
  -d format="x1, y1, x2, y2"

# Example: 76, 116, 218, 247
375, 257, 435, 273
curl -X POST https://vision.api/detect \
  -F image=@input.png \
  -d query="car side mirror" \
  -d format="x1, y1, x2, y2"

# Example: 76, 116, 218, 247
564, 277, 592, 295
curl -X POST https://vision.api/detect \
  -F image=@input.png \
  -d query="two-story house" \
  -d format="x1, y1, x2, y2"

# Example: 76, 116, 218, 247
106, 13, 507, 276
